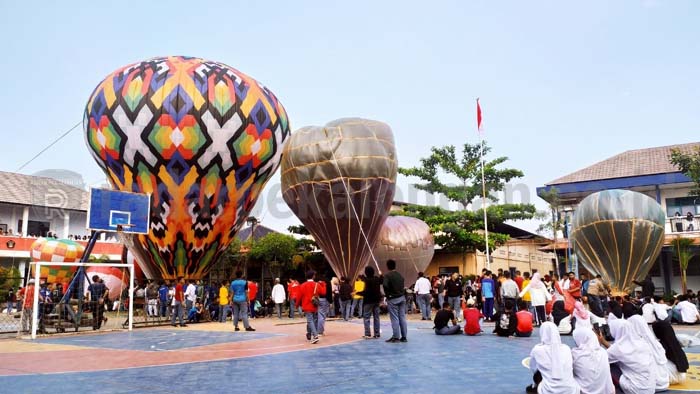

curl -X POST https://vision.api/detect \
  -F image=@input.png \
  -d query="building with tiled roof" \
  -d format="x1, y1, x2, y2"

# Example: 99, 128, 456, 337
0, 171, 123, 284
538, 142, 700, 294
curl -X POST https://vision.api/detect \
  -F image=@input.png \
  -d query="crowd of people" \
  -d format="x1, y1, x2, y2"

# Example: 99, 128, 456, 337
10, 262, 698, 393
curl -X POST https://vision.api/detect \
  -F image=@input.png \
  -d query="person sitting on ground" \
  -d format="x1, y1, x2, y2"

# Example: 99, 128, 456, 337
608, 297, 623, 319
209, 297, 219, 322
493, 299, 517, 337
551, 300, 573, 335
598, 318, 655, 394
628, 315, 670, 391
674, 294, 700, 324
652, 296, 671, 322
187, 302, 203, 323
515, 300, 534, 337
433, 302, 461, 335
641, 296, 656, 323
621, 295, 641, 319
526, 322, 580, 394
571, 326, 614, 394
463, 298, 483, 336
652, 319, 689, 385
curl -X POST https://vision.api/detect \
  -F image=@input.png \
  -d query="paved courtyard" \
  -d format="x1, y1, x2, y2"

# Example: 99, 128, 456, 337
1, 317, 700, 393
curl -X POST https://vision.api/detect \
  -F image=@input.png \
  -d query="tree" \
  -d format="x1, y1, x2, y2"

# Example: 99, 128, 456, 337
672, 237, 696, 294
399, 143, 524, 209
537, 187, 564, 273
398, 143, 536, 268
248, 233, 298, 278
670, 147, 700, 196
287, 225, 317, 251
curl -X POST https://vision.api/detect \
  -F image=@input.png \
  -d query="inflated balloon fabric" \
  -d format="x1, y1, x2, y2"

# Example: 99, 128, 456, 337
372, 216, 434, 287
281, 118, 397, 281
571, 189, 665, 295
84, 56, 290, 279
30, 238, 85, 284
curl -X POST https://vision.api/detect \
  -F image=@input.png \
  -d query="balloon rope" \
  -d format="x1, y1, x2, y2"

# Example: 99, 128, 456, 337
323, 129, 382, 274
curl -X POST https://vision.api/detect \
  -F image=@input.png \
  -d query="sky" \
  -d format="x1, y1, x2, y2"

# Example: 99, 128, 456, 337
1, 0, 699, 234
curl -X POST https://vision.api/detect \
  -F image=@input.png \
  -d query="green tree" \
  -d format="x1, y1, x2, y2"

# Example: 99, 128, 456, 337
399, 143, 524, 209
670, 147, 700, 196
288, 225, 317, 251
249, 233, 298, 278
537, 187, 564, 272
672, 237, 696, 294
398, 143, 536, 267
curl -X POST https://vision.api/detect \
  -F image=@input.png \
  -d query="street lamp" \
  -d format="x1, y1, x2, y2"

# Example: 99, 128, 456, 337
246, 216, 260, 300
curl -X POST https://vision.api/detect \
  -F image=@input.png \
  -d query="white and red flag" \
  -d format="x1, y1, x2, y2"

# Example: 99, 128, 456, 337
476, 98, 483, 134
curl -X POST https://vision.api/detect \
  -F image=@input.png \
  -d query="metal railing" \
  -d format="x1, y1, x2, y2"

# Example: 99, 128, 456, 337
667, 217, 700, 234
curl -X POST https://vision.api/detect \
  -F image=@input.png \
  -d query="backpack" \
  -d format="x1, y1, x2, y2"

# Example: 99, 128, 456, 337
499, 312, 511, 330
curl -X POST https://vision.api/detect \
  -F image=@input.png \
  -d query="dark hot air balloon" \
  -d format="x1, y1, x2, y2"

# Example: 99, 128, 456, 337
570, 189, 665, 295
84, 56, 290, 279
281, 118, 397, 281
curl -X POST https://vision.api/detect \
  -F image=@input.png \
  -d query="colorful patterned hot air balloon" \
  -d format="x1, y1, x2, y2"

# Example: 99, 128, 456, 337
30, 238, 85, 284
281, 118, 397, 281
84, 56, 290, 279
571, 189, 665, 295
371, 216, 434, 287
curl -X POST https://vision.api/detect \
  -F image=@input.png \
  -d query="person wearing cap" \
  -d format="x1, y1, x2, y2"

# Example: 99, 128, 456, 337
271, 278, 286, 319
463, 297, 483, 336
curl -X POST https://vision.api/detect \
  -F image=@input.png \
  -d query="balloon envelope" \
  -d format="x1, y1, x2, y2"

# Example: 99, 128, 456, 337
571, 189, 665, 294
281, 118, 397, 281
84, 56, 290, 279
85, 265, 129, 301
371, 216, 434, 287
30, 238, 85, 284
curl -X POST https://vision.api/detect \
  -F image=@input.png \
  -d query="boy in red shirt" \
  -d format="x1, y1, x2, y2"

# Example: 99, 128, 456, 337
463, 298, 484, 336
298, 270, 326, 344
248, 280, 258, 318
515, 300, 533, 337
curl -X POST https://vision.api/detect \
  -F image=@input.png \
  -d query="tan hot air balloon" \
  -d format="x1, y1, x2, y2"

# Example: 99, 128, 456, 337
371, 216, 435, 287
570, 189, 666, 295
281, 118, 397, 280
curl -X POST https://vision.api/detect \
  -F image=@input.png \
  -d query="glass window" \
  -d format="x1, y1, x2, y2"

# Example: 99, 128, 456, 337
666, 197, 700, 217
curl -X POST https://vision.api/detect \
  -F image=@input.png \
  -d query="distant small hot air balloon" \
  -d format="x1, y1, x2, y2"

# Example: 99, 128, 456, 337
84, 56, 290, 279
30, 238, 85, 284
371, 216, 434, 287
571, 189, 665, 295
281, 118, 397, 281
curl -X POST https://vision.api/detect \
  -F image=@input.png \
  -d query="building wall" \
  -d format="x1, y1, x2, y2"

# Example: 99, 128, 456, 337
0, 203, 89, 238
425, 241, 556, 278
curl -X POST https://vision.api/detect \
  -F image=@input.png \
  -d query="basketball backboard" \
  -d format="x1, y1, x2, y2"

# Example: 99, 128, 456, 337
87, 188, 150, 234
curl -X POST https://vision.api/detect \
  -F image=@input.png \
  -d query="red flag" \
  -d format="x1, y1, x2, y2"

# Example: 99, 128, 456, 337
476, 98, 483, 133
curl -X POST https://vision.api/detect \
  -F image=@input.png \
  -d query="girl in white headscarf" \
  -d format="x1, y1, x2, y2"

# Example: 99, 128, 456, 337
628, 315, 670, 391
601, 319, 655, 394
572, 328, 614, 394
528, 321, 580, 394
520, 273, 551, 326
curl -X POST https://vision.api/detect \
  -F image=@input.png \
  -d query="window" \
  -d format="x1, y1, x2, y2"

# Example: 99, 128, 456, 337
439, 266, 460, 275
666, 197, 700, 217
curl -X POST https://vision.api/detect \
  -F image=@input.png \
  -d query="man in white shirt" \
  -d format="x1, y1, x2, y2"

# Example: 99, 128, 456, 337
653, 296, 670, 322
271, 278, 286, 319
676, 295, 700, 324
500, 271, 519, 309
641, 297, 656, 323
414, 272, 432, 321
185, 280, 197, 315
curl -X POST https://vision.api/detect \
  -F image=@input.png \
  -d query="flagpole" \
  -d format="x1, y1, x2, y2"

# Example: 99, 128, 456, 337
477, 98, 491, 271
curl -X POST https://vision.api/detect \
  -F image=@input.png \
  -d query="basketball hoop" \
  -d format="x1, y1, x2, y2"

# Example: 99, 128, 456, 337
116, 224, 134, 233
